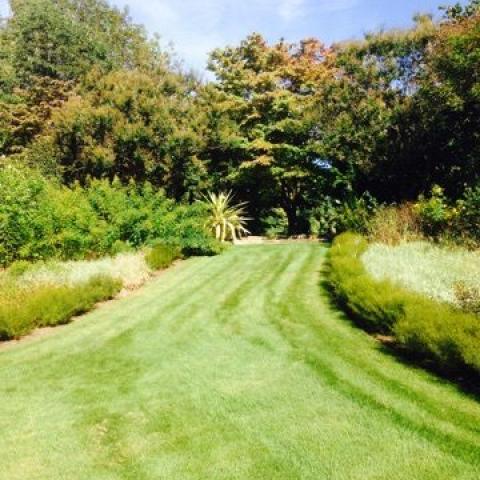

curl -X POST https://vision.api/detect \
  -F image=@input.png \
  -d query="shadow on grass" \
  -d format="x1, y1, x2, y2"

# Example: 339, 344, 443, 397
318, 270, 480, 403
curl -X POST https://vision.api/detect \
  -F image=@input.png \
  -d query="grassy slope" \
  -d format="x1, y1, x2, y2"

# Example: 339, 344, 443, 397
0, 244, 479, 480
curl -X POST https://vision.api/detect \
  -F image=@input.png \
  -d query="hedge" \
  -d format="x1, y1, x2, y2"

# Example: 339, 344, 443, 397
327, 233, 480, 376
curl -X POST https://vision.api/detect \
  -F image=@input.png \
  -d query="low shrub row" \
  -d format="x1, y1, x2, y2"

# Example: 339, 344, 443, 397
0, 275, 122, 340
327, 233, 480, 376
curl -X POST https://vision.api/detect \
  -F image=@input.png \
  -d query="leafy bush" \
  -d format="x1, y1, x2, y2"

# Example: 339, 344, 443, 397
0, 275, 122, 340
414, 186, 457, 238
151, 202, 225, 256
327, 233, 480, 376
367, 204, 422, 245
0, 164, 219, 266
453, 185, 480, 246
260, 208, 288, 239
310, 194, 377, 240
145, 244, 182, 270
177, 234, 226, 257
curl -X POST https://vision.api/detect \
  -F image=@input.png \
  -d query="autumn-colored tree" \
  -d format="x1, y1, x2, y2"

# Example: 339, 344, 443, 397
206, 33, 336, 234
0, 77, 73, 155
0, 0, 172, 155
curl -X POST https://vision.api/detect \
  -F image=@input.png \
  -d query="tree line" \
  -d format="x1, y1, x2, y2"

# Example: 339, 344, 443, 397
1, 0, 479, 235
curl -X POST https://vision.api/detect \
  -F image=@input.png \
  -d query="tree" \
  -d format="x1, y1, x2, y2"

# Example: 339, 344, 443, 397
0, 0, 171, 155
206, 34, 335, 234
4, 0, 166, 83
29, 69, 209, 199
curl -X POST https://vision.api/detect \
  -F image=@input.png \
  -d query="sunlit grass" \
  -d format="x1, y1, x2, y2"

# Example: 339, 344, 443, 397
363, 241, 480, 306
0, 245, 479, 479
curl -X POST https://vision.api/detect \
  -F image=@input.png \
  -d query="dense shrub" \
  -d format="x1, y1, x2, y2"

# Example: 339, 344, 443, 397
453, 185, 480, 246
145, 244, 182, 270
177, 234, 226, 257
414, 186, 457, 238
327, 233, 480, 376
327, 233, 407, 333
260, 209, 288, 239
0, 164, 217, 266
310, 194, 377, 240
0, 275, 122, 340
151, 202, 224, 256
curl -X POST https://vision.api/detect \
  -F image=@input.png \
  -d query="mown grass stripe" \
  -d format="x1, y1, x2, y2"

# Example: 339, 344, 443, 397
0, 244, 479, 479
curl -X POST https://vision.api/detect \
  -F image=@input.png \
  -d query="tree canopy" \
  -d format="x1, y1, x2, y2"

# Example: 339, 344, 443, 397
1, 0, 479, 234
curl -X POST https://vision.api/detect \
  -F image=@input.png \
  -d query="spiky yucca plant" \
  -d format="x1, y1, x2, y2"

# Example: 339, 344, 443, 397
203, 192, 250, 243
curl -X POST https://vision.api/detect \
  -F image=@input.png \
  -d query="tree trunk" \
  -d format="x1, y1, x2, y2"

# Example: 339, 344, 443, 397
280, 181, 302, 237
284, 204, 300, 237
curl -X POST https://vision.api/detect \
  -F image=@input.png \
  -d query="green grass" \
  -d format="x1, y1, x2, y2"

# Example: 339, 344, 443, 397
0, 244, 479, 479
363, 241, 480, 306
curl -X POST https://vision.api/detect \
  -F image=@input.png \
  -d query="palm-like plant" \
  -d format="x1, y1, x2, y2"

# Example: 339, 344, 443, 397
203, 192, 250, 243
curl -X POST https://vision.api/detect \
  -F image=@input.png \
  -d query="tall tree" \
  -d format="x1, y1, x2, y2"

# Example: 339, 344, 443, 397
28, 69, 209, 199
206, 34, 335, 234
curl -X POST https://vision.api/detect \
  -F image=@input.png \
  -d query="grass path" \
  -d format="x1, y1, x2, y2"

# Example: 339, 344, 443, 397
1, 244, 479, 479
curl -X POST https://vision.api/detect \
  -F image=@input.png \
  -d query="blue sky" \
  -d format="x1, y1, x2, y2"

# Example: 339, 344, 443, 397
110, 0, 466, 74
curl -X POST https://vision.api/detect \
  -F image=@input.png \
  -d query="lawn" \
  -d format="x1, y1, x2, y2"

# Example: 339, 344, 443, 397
0, 244, 479, 479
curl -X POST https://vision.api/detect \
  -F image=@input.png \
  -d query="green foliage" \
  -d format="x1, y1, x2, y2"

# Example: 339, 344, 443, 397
453, 185, 480, 245
443, 0, 480, 19
145, 244, 182, 271
38, 69, 207, 196
174, 231, 226, 257
309, 194, 377, 239
260, 208, 288, 239
395, 301, 480, 375
327, 233, 404, 333
2, 0, 165, 83
1, 0, 480, 242
414, 186, 457, 238
328, 233, 480, 375
7, 260, 33, 278
0, 275, 121, 340
0, 164, 216, 266
206, 35, 334, 234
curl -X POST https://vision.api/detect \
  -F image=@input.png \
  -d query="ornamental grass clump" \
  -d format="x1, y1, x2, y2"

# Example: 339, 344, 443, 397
202, 192, 250, 243
0, 275, 122, 340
